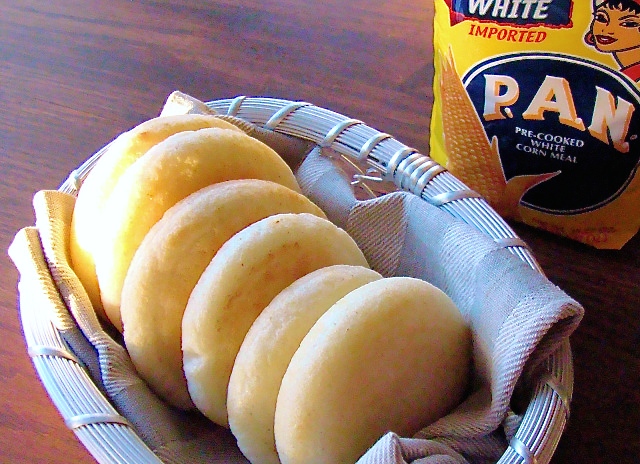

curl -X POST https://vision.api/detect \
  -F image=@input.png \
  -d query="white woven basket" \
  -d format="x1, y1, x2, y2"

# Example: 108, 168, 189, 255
24, 96, 572, 464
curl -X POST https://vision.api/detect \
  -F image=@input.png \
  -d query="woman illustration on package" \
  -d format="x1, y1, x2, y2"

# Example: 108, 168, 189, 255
585, 0, 640, 83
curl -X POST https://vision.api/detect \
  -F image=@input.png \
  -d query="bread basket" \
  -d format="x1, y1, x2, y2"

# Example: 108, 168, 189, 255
14, 96, 575, 464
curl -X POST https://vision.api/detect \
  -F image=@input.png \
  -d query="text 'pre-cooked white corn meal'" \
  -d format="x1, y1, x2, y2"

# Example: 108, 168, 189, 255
431, 0, 640, 249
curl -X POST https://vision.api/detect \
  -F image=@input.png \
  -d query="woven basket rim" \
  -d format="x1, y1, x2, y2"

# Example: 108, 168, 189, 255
23, 96, 572, 464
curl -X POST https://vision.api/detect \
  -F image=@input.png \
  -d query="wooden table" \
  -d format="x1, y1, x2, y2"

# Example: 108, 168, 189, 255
0, 1, 638, 463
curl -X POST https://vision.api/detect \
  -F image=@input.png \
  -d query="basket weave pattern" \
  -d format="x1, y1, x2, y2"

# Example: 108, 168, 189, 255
13, 97, 576, 464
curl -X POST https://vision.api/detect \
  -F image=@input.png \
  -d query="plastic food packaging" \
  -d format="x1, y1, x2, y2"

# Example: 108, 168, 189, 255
430, 0, 640, 249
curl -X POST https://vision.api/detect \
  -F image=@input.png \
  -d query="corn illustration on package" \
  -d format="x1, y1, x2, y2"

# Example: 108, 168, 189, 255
430, 0, 640, 249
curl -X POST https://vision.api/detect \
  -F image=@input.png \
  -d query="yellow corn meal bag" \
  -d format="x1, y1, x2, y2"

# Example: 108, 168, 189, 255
431, 0, 640, 249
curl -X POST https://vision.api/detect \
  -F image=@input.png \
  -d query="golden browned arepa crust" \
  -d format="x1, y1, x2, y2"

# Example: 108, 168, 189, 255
121, 179, 325, 410
69, 114, 242, 320
182, 213, 369, 427
228, 264, 382, 464
94, 127, 301, 331
274, 276, 471, 464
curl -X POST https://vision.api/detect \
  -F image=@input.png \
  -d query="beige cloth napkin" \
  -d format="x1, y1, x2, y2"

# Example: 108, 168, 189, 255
8, 94, 584, 464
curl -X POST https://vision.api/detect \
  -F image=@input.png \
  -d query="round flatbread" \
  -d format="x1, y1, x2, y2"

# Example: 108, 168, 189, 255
274, 277, 471, 464
182, 213, 369, 427
121, 179, 325, 410
69, 114, 241, 319
95, 127, 300, 331
228, 264, 382, 464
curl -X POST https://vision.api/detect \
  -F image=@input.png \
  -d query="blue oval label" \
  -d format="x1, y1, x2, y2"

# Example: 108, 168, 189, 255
462, 53, 640, 214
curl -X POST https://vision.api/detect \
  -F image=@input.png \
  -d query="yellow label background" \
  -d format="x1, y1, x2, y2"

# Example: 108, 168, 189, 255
430, 0, 623, 166
429, 0, 640, 249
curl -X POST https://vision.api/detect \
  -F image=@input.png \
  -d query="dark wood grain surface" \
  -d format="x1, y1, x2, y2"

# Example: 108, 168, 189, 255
0, 1, 638, 463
